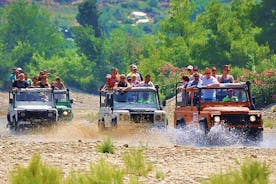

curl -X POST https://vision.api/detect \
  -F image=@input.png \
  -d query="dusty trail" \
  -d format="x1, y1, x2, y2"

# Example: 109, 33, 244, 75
0, 91, 276, 183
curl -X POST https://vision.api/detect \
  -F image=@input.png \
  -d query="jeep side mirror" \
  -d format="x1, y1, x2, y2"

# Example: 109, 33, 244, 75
70, 99, 73, 104
162, 100, 166, 107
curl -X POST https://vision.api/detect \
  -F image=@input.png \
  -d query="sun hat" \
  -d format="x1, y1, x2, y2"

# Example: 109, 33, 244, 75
186, 65, 193, 70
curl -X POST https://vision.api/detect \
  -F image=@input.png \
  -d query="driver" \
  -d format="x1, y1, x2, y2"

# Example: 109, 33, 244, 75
222, 89, 238, 102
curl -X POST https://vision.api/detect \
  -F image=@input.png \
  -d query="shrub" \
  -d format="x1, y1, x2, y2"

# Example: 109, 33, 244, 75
96, 137, 115, 154
9, 154, 62, 184
237, 69, 276, 107
203, 159, 271, 184
263, 119, 275, 129
155, 170, 165, 180
123, 148, 152, 177
64, 159, 124, 184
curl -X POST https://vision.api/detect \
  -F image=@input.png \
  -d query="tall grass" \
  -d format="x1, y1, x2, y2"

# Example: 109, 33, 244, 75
64, 159, 124, 184
9, 154, 62, 184
123, 148, 152, 177
96, 137, 115, 154
264, 119, 276, 129
203, 159, 271, 184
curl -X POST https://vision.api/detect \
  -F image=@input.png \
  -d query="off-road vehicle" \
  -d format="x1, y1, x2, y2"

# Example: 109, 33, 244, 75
98, 86, 167, 130
53, 89, 73, 121
174, 81, 263, 140
7, 88, 58, 129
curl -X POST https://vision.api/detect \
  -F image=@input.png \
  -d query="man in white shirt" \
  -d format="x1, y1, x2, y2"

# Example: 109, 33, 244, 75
200, 68, 219, 101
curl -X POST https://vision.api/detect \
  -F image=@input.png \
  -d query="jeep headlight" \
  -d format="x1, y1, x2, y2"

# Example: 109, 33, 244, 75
155, 114, 161, 121
48, 112, 53, 117
214, 116, 221, 123
19, 112, 25, 117
155, 114, 165, 122
63, 111, 68, 116
249, 115, 256, 122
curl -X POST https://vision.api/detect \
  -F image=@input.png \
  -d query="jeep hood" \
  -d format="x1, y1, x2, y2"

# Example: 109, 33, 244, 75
15, 105, 55, 111
56, 105, 71, 110
203, 106, 250, 113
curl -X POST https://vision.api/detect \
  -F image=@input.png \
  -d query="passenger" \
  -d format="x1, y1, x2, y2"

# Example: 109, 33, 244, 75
38, 70, 46, 81
201, 68, 219, 101
9, 68, 17, 84
114, 74, 131, 93
192, 66, 203, 80
130, 74, 140, 87
186, 65, 194, 80
218, 65, 234, 83
110, 67, 120, 87
39, 75, 50, 88
187, 73, 202, 88
31, 75, 40, 87
127, 64, 143, 81
54, 77, 65, 89
24, 73, 32, 87
12, 73, 29, 88
211, 67, 220, 81
222, 89, 238, 102
139, 74, 154, 87
177, 75, 190, 102
127, 76, 132, 83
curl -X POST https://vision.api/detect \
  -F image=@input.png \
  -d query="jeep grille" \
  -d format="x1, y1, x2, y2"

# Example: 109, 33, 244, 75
129, 111, 154, 123
220, 114, 259, 125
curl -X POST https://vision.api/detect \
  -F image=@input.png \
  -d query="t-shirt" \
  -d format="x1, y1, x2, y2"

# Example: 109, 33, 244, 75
139, 81, 154, 87
200, 76, 218, 101
12, 80, 29, 88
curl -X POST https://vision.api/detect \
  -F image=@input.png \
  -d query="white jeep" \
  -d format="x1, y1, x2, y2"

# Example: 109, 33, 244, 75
7, 88, 58, 129
98, 86, 167, 130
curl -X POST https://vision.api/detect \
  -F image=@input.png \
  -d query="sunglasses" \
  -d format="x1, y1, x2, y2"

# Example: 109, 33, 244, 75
205, 73, 211, 74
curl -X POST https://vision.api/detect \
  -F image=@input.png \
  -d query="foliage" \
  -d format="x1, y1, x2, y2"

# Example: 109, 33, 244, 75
263, 118, 276, 129
76, 0, 101, 37
64, 158, 124, 184
0, 0, 65, 89
251, 0, 276, 52
9, 154, 62, 184
155, 170, 165, 180
96, 137, 115, 154
237, 69, 276, 107
202, 159, 271, 184
122, 148, 152, 177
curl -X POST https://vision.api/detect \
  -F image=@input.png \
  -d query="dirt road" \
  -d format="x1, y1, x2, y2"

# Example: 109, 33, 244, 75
0, 91, 276, 183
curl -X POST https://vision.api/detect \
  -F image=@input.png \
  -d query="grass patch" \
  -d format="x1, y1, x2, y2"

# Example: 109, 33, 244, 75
64, 159, 124, 184
155, 169, 165, 180
202, 159, 271, 184
9, 154, 62, 184
96, 137, 115, 154
263, 119, 276, 129
123, 148, 152, 177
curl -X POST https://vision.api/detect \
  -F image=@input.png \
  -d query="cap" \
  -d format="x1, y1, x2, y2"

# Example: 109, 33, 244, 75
186, 65, 193, 70
131, 74, 137, 78
16, 67, 23, 71
132, 65, 137, 70
106, 74, 111, 78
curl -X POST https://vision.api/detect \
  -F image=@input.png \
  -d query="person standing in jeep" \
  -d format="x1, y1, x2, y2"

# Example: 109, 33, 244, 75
12, 73, 29, 88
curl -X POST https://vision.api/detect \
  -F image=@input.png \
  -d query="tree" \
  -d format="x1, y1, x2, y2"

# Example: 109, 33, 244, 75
0, 0, 64, 88
251, 0, 276, 53
76, 0, 101, 37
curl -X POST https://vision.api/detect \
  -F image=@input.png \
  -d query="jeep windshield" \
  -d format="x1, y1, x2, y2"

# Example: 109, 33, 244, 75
200, 87, 248, 103
53, 90, 69, 105
14, 89, 54, 107
113, 90, 159, 110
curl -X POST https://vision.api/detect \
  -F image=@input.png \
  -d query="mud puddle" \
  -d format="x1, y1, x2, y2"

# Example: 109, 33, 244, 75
1, 117, 276, 148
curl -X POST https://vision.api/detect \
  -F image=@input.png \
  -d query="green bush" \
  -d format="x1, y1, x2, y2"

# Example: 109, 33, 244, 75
202, 159, 271, 184
9, 154, 62, 184
64, 158, 124, 184
96, 137, 115, 154
155, 170, 165, 180
237, 69, 276, 107
123, 148, 152, 177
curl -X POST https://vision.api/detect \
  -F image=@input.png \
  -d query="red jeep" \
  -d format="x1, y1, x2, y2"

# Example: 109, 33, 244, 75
174, 81, 263, 141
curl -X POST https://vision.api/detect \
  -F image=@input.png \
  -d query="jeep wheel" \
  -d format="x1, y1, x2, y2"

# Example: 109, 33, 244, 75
247, 129, 263, 142
175, 117, 186, 129
98, 121, 105, 131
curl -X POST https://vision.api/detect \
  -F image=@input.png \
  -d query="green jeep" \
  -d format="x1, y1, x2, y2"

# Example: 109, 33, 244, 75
53, 89, 73, 121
